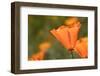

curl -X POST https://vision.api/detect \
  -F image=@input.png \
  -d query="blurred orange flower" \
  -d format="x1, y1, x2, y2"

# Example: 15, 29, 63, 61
39, 42, 51, 52
64, 17, 80, 27
50, 17, 81, 50
30, 42, 51, 60
31, 52, 44, 60
74, 37, 88, 58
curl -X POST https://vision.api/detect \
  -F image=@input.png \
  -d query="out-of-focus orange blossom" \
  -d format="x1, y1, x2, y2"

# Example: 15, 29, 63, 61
30, 42, 51, 60
64, 17, 80, 27
39, 42, 51, 52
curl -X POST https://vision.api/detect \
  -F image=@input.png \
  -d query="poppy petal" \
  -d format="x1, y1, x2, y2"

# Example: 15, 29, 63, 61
74, 38, 88, 58
68, 27, 80, 48
56, 27, 71, 49
50, 29, 62, 43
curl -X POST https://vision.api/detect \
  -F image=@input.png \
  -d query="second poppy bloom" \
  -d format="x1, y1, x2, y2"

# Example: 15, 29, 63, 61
74, 37, 88, 58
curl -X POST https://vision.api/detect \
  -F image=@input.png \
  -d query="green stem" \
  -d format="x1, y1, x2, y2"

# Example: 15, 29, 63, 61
69, 49, 74, 59
71, 51, 73, 58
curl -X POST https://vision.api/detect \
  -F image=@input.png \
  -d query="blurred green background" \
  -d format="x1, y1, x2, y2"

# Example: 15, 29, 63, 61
28, 15, 88, 60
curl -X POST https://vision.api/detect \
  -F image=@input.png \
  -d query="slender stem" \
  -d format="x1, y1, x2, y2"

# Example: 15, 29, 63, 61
69, 49, 74, 59
71, 51, 73, 58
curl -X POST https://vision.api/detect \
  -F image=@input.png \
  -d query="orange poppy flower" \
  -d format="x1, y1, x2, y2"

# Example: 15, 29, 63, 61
74, 37, 88, 58
50, 17, 81, 50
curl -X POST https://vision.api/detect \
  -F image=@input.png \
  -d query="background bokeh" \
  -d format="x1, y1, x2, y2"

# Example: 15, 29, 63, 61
28, 15, 88, 60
